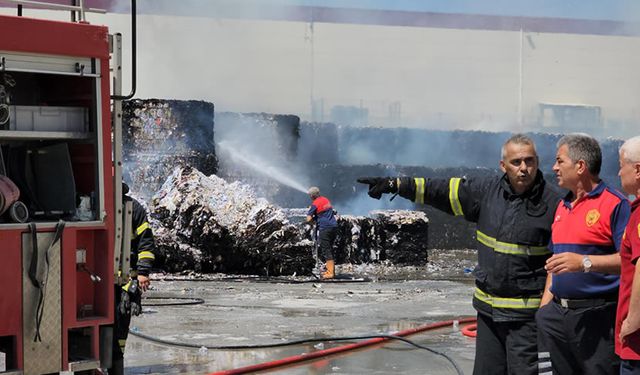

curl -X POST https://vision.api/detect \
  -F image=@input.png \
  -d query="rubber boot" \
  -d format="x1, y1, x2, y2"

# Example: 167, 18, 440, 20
322, 260, 335, 279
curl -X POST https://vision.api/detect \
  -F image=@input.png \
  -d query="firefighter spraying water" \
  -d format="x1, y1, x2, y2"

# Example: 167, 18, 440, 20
305, 186, 338, 279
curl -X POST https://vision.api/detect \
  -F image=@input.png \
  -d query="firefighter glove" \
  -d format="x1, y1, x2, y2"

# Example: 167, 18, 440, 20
397, 177, 416, 200
119, 279, 142, 316
357, 177, 399, 199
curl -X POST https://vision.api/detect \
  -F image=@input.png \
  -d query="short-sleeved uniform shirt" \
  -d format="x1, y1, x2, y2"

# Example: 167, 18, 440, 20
550, 181, 630, 299
308, 196, 337, 230
616, 197, 640, 360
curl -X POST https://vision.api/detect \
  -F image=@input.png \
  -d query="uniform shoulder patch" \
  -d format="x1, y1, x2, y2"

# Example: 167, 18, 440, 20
585, 209, 600, 227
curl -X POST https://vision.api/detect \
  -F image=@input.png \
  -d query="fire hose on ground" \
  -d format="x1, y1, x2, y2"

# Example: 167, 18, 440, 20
130, 296, 476, 375
155, 275, 370, 283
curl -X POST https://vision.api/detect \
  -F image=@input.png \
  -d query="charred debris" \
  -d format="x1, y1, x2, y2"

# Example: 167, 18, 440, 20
122, 99, 624, 276
150, 166, 428, 275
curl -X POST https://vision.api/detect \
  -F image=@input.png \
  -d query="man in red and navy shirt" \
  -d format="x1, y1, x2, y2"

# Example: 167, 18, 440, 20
306, 186, 338, 279
536, 133, 630, 375
615, 135, 640, 375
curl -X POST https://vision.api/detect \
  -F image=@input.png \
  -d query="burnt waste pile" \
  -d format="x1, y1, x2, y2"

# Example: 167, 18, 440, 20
148, 166, 428, 276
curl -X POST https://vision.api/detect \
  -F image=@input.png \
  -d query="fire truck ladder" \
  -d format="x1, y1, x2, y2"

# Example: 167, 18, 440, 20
6, 0, 106, 22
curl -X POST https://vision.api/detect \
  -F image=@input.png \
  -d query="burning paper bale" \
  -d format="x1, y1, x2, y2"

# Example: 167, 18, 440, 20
151, 166, 312, 275
150, 166, 429, 275
122, 99, 217, 201
328, 211, 429, 266
371, 210, 429, 265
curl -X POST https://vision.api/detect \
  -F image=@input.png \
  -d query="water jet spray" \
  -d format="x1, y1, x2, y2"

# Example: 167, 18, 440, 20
218, 141, 308, 194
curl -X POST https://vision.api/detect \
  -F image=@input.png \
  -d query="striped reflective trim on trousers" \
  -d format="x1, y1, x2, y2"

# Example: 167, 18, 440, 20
414, 178, 426, 204
538, 351, 552, 374
474, 287, 541, 309
448, 178, 463, 216
476, 230, 551, 256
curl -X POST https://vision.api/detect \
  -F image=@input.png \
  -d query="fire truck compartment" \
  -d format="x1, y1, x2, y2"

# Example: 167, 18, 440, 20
0, 67, 103, 223
8, 105, 89, 133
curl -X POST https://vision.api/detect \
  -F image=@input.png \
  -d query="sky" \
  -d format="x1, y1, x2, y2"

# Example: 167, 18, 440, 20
259, 0, 640, 21
2, 0, 638, 22
130, 0, 640, 22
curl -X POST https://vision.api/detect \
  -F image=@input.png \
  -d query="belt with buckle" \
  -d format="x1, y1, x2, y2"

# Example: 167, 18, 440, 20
553, 295, 617, 309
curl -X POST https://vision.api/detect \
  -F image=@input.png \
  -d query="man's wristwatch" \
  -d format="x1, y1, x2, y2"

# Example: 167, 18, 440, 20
582, 255, 593, 273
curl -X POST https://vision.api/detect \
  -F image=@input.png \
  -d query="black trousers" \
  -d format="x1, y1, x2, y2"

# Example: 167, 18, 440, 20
113, 286, 132, 361
473, 313, 539, 375
535, 300, 619, 375
318, 227, 337, 261
622, 360, 640, 375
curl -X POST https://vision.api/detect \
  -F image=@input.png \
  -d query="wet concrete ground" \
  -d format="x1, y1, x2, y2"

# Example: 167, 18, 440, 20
123, 250, 478, 374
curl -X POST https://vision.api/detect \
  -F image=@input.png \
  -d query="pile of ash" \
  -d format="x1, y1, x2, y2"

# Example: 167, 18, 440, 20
149, 166, 429, 276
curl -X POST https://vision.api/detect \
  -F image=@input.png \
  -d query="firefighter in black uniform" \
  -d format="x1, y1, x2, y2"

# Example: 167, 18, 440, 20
110, 183, 156, 375
358, 134, 562, 375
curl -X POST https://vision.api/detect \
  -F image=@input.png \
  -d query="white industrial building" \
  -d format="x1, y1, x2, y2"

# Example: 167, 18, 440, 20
4, 1, 639, 137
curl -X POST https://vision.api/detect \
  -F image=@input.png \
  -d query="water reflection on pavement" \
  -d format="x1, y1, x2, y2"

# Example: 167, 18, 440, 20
125, 272, 477, 375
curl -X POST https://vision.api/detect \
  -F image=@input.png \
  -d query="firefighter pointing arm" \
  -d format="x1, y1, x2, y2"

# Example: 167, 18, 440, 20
357, 134, 563, 375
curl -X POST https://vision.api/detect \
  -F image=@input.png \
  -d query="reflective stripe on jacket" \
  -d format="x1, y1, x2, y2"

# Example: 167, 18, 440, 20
126, 196, 156, 276
405, 171, 562, 321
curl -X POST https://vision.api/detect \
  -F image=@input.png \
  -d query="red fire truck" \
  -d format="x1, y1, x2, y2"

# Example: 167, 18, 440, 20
0, 1, 133, 373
